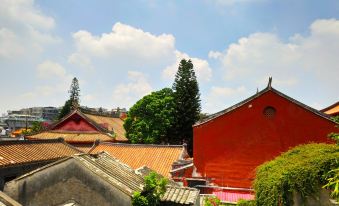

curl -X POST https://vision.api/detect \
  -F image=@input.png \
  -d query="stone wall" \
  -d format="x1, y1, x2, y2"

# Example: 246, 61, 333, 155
293, 188, 338, 206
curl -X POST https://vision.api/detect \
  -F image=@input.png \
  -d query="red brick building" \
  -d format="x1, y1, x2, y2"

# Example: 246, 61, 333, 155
193, 82, 338, 189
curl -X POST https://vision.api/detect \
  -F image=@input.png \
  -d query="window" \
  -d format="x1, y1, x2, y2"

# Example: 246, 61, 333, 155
263, 106, 276, 119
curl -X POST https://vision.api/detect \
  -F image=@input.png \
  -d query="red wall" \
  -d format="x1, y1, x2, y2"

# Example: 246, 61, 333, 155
193, 90, 338, 188
53, 113, 98, 132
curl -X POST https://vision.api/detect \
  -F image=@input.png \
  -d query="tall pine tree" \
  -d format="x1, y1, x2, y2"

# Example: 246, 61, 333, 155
58, 77, 80, 119
172, 59, 201, 154
69, 77, 80, 110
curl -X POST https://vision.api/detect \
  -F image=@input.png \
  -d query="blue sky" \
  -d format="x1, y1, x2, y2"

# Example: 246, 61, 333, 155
0, 0, 338, 115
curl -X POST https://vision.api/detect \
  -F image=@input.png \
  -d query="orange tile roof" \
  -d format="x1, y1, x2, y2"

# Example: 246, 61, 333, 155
323, 104, 339, 116
90, 143, 185, 177
84, 114, 127, 142
27, 131, 114, 143
0, 139, 81, 168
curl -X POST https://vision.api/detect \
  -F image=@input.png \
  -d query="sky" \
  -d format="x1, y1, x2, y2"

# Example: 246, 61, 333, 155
0, 0, 338, 115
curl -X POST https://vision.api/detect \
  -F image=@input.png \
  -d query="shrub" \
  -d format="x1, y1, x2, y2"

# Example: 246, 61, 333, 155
254, 143, 339, 206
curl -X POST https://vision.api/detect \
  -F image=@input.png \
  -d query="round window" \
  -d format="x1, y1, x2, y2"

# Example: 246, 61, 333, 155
263, 106, 276, 119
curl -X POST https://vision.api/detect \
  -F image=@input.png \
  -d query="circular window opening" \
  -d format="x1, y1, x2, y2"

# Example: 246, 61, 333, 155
263, 106, 276, 119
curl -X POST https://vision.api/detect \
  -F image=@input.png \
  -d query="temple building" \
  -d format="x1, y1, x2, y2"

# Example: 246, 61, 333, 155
27, 110, 128, 151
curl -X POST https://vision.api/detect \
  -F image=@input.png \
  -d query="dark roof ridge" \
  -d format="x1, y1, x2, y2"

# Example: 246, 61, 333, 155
194, 85, 335, 126
98, 142, 184, 148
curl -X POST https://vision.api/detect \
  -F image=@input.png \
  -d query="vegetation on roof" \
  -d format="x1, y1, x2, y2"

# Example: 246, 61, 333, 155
254, 143, 339, 206
132, 172, 167, 206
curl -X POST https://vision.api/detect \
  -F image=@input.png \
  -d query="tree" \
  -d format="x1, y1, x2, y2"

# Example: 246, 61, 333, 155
172, 59, 201, 153
58, 99, 72, 120
69, 77, 80, 110
132, 172, 167, 206
124, 88, 176, 144
58, 77, 80, 119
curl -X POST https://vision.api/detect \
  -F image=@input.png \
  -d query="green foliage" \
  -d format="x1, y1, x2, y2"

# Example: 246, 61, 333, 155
254, 143, 339, 206
132, 172, 168, 206
323, 168, 339, 201
124, 88, 176, 144
22, 121, 47, 135
58, 77, 81, 120
204, 196, 222, 206
236, 199, 256, 206
58, 99, 72, 120
69, 77, 80, 110
329, 115, 339, 144
172, 59, 201, 153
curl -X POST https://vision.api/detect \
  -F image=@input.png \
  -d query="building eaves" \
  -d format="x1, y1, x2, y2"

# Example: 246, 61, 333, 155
194, 85, 335, 127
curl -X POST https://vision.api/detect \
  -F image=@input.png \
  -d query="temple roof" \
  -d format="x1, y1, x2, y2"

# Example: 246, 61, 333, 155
195, 85, 334, 127
90, 142, 188, 177
0, 139, 81, 168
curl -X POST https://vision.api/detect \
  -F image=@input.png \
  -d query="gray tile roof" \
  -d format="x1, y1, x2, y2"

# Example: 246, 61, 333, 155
162, 186, 199, 205
74, 152, 145, 195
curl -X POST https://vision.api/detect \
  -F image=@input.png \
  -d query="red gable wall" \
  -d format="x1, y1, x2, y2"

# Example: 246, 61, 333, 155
53, 113, 98, 132
193, 90, 338, 188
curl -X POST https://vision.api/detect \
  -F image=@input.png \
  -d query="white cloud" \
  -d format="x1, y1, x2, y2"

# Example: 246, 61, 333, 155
70, 22, 176, 68
23, 60, 73, 98
0, 0, 59, 59
211, 18, 339, 88
203, 86, 248, 113
162, 51, 212, 82
112, 71, 153, 108
37, 60, 67, 79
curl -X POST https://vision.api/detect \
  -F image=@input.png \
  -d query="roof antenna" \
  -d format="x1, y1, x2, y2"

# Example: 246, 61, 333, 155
268, 77, 272, 89
256, 87, 259, 94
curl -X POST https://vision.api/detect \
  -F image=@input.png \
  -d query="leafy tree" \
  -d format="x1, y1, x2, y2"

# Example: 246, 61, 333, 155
172, 59, 201, 153
22, 121, 48, 135
124, 88, 175, 144
69, 77, 80, 110
58, 99, 72, 120
132, 172, 167, 206
58, 77, 80, 119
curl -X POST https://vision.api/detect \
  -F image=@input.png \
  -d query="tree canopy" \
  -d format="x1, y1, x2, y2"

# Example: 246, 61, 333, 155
58, 77, 80, 119
69, 77, 80, 110
124, 88, 176, 144
172, 59, 201, 153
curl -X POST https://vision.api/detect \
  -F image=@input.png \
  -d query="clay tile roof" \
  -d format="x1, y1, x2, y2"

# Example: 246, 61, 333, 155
27, 131, 114, 143
90, 143, 187, 177
83, 113, 127, 142
321, 101, 339, 116
0, 139, 81, 168
161, 186, 199, 205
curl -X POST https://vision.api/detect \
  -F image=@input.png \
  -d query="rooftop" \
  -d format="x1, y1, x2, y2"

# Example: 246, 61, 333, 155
0, 139, 81, 168
90, 142, 188, 177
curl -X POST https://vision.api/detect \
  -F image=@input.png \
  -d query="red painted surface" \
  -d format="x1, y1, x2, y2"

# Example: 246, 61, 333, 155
213, 190, 254, 203
193, 90, 338, 188
53, 113, 98, 132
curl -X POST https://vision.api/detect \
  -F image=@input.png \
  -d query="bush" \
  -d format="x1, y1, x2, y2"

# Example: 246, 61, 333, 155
254, 143, 339, 206
236, 199, 256, 206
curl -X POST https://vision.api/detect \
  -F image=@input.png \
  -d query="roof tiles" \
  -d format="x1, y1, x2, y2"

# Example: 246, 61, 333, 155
27, 131, 114, 143
0, 139, 81, 168
90, 143, 186, 177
